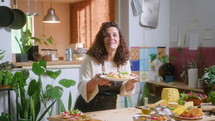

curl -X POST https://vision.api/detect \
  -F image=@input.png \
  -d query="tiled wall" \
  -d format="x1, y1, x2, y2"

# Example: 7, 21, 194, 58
130, 47, 215, 83
130, 47, 166, 82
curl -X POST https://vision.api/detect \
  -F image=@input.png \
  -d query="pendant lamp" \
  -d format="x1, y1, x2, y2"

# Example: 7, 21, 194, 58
43, 0, 60, 23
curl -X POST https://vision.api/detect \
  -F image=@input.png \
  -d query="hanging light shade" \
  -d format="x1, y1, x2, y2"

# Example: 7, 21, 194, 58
43, 0, 60, 23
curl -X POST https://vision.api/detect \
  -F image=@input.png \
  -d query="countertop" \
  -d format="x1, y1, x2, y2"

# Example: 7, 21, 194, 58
13, 60, 82, 70
146, 81, 204, 92
48, 107, 215, 121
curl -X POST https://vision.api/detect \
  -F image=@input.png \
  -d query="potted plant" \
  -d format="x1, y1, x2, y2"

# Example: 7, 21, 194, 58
0, 50, 16, 88
150, 54, 175, 82
178, 91, 207, 106
201, 65, 215, 95
14, 29, 54, 62
0, 112, 12, 121
12, 60, 76, 121
207, 91, 215, 105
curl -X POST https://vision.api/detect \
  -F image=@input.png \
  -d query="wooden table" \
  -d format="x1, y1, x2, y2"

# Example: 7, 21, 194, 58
48, 107, 215, 121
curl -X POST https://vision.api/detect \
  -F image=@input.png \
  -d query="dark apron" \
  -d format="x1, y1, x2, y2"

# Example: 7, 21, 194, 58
74, 81, 123, 112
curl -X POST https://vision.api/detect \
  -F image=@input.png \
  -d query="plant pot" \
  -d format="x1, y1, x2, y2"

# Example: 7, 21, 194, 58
165, 75, 174, 83
159, 63, 174, 81
16, 53, 28, 62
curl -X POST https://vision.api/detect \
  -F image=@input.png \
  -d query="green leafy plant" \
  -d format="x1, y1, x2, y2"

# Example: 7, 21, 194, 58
208, 91, 215, 105
150, 54, 175, 81
0, 112, 12, 121
0, 61, 15, 87
12, 60, 76, 121
0, 50, 13, 87
14, 29, 54, 54
201, 65, 215, 87
0, 49, 5, 60
150, 54, 176, 64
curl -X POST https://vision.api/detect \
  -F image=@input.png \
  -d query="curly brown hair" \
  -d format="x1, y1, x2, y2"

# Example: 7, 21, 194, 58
87, 22, 130, 65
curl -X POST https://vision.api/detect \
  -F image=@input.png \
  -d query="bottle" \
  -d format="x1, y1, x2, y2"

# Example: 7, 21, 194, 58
65, 47, 73, 61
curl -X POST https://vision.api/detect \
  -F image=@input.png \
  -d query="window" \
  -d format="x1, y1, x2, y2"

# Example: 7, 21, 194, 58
11, 16, 34, 53
70, 0, 115, 49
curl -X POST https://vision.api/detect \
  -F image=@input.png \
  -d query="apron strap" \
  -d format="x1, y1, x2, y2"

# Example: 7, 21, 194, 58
102, 61, 119, 74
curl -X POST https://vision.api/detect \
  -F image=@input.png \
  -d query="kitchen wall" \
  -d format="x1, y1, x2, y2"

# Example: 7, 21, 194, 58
1, 0, 215, 113
17, 1, 71, 59
170, 0, 215, 47
118, 0, 215, 106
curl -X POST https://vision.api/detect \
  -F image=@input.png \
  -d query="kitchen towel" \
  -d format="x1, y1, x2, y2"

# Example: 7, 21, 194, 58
188, 68, 198, 88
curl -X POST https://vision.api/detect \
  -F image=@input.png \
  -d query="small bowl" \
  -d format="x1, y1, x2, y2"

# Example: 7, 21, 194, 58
133, 115, 150, 121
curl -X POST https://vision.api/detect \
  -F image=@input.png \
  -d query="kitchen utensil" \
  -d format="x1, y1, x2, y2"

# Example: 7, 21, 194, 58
0, 6, 14, 27
33, 0, 39, 16
65, 47, 73, 61
9, 0, 27, 30
140, 0, 160, 28
26, 0, 31, 16
131, 0, 143, 16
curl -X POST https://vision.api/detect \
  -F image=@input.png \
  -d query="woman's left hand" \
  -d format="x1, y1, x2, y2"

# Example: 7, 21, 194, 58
125, 73, 139, 91
128, 73, 139, 84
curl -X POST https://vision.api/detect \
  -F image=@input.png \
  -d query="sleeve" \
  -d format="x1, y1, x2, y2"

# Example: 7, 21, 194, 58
77, 56, 99, 102
119, 61, 136, 96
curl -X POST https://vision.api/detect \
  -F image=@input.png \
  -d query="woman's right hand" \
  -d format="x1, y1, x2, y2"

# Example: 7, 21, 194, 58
91, 74, 111, 86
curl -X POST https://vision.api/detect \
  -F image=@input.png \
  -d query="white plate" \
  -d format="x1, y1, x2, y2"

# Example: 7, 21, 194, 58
100, 75, 135, 81
173, 114, 204, 120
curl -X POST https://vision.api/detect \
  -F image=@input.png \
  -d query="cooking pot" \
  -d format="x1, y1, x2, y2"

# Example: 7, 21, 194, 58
0, 6, 14, 27
9, 0, 27, 30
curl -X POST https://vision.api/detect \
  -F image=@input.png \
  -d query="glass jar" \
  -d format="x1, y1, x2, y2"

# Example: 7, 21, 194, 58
41, 49, 52, 61
50, 49, 58, 61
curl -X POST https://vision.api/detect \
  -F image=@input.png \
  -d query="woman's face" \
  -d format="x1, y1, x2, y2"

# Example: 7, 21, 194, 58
104, 27, 120, 52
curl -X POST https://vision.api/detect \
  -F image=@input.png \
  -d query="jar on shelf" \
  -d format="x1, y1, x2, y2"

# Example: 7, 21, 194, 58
41, 49, 52, 61
50, 49, 58, 61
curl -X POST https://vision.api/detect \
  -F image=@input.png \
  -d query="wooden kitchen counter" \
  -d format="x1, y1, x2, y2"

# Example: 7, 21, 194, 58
13, 60, 82, 70
48, 107, 215, 121
146, 81, 204, 93
14, 60, 82, 67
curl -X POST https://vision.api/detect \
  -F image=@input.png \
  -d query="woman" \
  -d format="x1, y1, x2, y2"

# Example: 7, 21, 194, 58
74, 22, 139, 112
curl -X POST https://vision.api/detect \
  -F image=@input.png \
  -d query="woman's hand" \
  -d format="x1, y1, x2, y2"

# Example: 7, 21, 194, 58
125, 73, 139, 91
128, 73, 139, 84
91, 74, 111, 86
87, 74, 111, 93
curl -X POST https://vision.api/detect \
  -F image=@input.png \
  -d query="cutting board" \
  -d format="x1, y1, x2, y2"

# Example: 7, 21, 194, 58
84, 107, 142, 121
